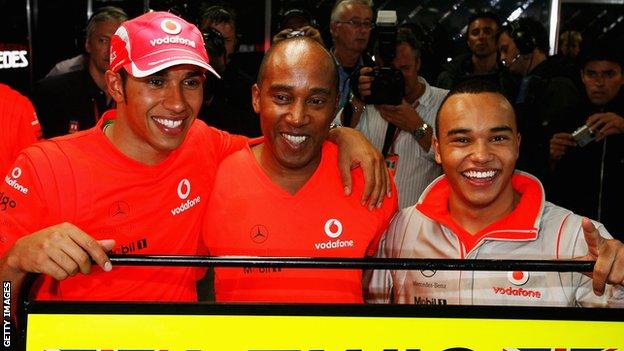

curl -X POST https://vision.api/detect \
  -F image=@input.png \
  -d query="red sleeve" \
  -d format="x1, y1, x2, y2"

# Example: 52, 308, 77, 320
366, 176, 399, 257
0, 86, 42, 175
193, 120, 250, 163
0, 150, 50, 257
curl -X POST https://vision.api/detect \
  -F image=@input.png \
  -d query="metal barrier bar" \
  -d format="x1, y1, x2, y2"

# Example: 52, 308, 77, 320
107, 254, 596, 272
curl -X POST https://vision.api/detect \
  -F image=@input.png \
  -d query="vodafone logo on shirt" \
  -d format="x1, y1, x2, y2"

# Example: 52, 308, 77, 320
4, 167, 28, 195
314, 218, 354, 250
170, 178, 200, 216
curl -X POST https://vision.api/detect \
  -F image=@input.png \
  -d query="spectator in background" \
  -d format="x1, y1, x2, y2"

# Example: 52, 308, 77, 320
273, 5, 323, 46
437, 11, 516, 100
32, 6, 127, 137
198, 5, 260, 137
497, 17, 580, 188
329, 0, 374, 111
549, 47, 624, 237
346, 29, 448, 209
0, 84, 42, 175
559, 30, 583, 60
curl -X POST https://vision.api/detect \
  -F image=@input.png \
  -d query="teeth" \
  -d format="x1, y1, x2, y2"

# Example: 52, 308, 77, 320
153, 117, 183, 129
282, 133, 308, 145
463, 170, 497, 179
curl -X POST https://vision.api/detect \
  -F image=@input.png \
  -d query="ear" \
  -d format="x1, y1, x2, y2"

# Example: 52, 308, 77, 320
105, 70, 125, 103
515, 132, 522, 159
414, 56, 422, 73
329, 21, 337, 37
433, 136, 442, 165
251, 83, 261, 114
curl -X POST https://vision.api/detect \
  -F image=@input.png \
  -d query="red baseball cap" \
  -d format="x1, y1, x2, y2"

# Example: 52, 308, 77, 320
109, 11, 219, 78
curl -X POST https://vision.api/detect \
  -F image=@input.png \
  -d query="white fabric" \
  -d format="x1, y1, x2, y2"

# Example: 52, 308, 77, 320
366, 176, 624, 308
355, 77, 448, 208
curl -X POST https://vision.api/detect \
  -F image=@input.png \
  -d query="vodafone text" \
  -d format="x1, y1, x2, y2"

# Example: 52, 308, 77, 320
4, 176, 28, 195
493, 286, 542, 299
170, 195, 200, 216
150, 36, 196, 48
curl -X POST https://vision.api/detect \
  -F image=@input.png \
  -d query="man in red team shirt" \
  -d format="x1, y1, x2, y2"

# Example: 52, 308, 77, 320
203, 37, 398, 303
0, 12, 390, 308
0, 84, 42, 176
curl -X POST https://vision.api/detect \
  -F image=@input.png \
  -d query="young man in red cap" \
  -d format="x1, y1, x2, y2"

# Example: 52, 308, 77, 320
0, 12, 389, 307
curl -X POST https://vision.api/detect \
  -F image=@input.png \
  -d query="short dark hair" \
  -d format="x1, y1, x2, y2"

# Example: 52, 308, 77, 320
501, 17, 549, 54
374, 27, 421, 62
467, 11, 500, 32
435, 79, 515, 137
200, 5, 236, 31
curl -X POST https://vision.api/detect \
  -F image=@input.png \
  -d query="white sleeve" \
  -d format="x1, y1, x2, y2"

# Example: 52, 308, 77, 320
364, 234, 393, 304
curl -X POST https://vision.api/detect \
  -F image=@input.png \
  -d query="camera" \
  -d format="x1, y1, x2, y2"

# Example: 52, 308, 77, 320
352, 10, 404, 105
571, 124, 597, 147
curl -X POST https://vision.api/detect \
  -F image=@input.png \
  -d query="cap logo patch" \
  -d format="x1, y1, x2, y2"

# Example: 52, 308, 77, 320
161, 19, 182, 34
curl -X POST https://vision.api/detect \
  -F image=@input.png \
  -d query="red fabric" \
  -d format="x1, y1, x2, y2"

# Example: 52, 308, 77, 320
203, 141, 398, 303
416, 173, 543, 255
0, 84, 41, 176
0, 110, 246, 301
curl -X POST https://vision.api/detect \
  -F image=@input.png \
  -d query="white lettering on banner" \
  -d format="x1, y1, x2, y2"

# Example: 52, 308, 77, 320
0, 50, 28, 69
149, 36, 196, 48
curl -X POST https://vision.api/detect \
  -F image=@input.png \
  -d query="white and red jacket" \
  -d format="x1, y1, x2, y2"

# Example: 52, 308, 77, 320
366, 172, 624, 307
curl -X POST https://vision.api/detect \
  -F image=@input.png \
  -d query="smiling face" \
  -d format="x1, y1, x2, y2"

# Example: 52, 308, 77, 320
252, 39, 338, 175
106, 65, 206, 164
434, 92, 520, 211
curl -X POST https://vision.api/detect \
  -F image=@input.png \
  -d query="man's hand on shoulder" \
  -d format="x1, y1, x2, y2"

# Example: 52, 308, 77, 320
3, 222, 114, 281
578, 218, 624, 296
328, 126, 392, 210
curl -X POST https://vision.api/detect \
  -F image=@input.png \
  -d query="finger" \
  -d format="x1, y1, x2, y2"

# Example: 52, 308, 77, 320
67, 227, 113, 272
606, 245, 624, 286
338, 153, 353, 196
60, 243, 91, 275
360, 157, 374, 206
592, 239, 618, 296
367, 156, 383, 210
582, 217, 602, 257
38, 258, 71, 281
47, 248, 80, 278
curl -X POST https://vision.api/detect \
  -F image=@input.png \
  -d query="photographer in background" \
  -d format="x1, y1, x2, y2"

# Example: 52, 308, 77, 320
345, 25, 448, 208
549, 47, 624, 238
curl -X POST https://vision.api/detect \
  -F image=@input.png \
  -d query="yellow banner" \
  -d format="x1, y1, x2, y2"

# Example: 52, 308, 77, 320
26, 313, 622, 351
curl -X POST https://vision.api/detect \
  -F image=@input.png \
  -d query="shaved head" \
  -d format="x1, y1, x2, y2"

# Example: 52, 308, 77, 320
257, 37, 339, 93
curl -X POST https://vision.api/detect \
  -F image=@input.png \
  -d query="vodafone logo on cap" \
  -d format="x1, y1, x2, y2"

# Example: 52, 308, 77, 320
507, 271, 529, 286
161, 19, 182, 35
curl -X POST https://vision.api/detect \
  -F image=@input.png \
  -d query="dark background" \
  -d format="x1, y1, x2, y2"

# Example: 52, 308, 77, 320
1, 0, 622, 96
